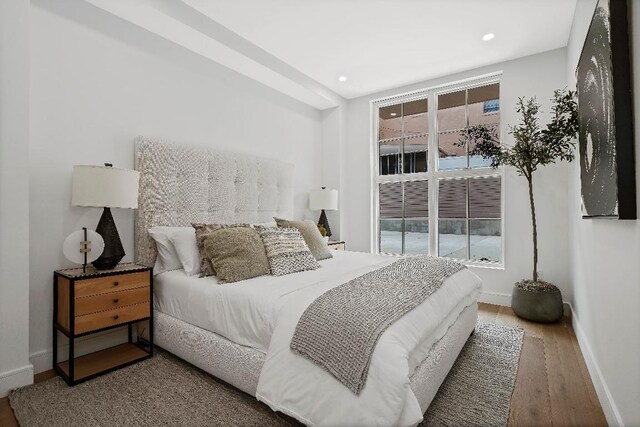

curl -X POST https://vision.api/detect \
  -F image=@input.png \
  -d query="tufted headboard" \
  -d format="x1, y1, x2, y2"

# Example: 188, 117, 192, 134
134, 137, 294, 267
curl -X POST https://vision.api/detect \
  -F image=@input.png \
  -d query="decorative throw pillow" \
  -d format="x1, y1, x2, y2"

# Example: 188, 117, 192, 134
203, 227, 270, 283
255, 226, 320, 276
274, 217, 333, 261
251, 221, 277, 228
192, 223, 250, 277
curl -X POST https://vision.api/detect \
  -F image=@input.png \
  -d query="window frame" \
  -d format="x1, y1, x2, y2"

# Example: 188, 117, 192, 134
370, 72, 505, 268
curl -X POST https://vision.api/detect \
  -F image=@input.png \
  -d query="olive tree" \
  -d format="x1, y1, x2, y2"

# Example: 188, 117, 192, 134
459, 89, 578, 282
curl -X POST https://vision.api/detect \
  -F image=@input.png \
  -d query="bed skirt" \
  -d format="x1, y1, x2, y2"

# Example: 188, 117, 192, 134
152, 311, 265, 395
151, 302, 477, 414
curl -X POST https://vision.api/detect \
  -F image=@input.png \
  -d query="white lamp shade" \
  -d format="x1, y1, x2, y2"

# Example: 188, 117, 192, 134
72, 165, 140, 209
309, 188, 338, 211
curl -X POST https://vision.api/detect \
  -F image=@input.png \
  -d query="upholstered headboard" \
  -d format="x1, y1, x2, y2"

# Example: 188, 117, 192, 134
134, 137, 294, 267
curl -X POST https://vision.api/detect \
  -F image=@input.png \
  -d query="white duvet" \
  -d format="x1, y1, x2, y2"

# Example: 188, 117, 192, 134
154, 251, 400, 352
155, 251, 481, 426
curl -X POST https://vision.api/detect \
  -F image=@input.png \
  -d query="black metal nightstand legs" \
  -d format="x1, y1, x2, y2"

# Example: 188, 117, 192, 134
69, 279, 75, 384
52, 274, 58, 373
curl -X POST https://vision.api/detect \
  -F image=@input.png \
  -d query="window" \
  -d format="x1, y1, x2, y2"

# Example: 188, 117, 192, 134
438, 83, 500, 170
374, 77, 502, 264
379, 180, 429, 255
483, 99, 500, 114
379, 99, 428, 176
438, 177, 501, 262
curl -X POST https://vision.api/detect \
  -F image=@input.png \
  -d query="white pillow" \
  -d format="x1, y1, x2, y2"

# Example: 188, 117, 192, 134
169, 227, 201, 276
148, 227, 184, 275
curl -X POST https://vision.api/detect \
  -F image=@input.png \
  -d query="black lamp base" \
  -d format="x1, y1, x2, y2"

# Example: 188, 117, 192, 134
318, 209, 332, 238
93, 207, 125, 270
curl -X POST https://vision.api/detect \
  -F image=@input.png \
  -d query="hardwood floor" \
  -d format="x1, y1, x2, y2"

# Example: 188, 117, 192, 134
0, 370, 57, 427
479, 303, 608, 427
0, 303, 607, 426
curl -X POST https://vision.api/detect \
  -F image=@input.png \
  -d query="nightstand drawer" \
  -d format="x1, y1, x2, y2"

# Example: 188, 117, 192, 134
75, 302, 150, 334
328, 242, 346, 251
74, 271, 150, 298
75, 286, 151, 316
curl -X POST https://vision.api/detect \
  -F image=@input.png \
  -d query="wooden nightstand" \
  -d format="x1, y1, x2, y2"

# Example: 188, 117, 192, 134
328, 240, 346, 251
53, 263, 153, 386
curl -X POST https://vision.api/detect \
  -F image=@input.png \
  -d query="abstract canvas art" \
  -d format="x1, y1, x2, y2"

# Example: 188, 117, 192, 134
576, 0, 636, 219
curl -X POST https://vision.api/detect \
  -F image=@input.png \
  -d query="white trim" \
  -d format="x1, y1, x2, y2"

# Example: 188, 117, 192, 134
0, 364, 33, 397
0, 364, 33, 380
479, 292, 571, 316
371, 71, 503, 107
29, 349, 53, 375
479, 290, 512, 306
569, 303, 624, 427
369, 100, 378, 254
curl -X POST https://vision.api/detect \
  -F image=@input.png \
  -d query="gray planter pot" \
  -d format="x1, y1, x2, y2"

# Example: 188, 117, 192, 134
511, 281, 563, 323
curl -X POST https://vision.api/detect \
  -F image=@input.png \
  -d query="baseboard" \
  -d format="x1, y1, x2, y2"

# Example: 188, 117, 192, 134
29, 348, 54, 375
480, 291, 571, 317
30, 327, 129, 374
0, 364, 34, 398
479, 290, 511, 306
569, 303, 624, 427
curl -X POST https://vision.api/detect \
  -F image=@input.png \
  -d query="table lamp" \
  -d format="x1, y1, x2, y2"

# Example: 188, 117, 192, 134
71, 163, 140, 270
309, 187, 338, 238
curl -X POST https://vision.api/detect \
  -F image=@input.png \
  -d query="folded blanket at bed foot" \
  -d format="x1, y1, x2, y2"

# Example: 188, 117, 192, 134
290, 255, 465, 394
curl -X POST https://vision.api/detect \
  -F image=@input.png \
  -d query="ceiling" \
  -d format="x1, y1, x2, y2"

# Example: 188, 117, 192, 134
84, 0, 578, 109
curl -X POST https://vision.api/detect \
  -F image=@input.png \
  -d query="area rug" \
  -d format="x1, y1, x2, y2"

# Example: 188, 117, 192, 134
421, 321, 524, 426
10, 322, 523, 426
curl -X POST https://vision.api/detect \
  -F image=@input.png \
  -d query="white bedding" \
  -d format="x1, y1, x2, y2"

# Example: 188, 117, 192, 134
155, 251, 482, 426
154, 251, 401, 352
256, 256, 481, 427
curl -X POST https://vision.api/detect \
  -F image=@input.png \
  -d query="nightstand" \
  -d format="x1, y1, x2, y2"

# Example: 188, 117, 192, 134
53, 263, 153, 386
328, 240, 346, 251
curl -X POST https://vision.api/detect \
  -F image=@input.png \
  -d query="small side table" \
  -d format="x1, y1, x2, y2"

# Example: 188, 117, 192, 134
328, 240, 346, 251
53, 263, 153, 386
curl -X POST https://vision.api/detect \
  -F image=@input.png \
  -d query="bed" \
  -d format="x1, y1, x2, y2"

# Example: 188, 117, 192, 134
134, 137, 481, 426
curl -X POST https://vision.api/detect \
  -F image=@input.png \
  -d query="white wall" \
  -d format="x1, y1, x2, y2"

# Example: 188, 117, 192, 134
320, 104, 348, 241
344, 48, 571, 302
567, 1, 640, 425
0, 0, 33, 397
28, 1, 323, 372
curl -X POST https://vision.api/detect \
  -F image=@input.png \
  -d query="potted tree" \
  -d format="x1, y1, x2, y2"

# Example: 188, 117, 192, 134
459, 89, 578, 323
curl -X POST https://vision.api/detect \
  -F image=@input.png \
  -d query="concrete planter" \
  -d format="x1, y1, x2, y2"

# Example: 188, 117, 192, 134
511, 280, 563, 323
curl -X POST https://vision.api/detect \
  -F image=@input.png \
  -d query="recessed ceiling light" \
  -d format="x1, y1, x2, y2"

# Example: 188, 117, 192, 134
390, 112, 397, 117
338, 75, 348, 82
482, 33, 495, 41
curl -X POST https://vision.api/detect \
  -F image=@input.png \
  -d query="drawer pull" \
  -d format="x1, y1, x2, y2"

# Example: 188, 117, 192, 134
113, 315, 120, 320
113, 281, 119, 287
113, 298, 119, 303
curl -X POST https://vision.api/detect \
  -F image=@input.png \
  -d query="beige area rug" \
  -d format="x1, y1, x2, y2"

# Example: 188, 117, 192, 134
10, 322, 523, 427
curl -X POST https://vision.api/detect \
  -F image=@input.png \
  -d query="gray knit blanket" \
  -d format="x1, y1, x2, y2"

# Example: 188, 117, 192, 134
290, 256, 465, 394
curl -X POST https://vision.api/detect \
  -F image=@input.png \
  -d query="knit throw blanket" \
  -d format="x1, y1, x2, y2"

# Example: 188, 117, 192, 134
290, 256, 465, 394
